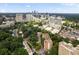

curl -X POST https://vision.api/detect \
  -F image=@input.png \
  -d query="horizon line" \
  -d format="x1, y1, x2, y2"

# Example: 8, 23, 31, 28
0, 12, 79, 14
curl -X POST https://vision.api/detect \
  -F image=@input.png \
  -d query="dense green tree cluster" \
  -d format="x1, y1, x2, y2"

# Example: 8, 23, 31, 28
66, 16, 79, 22
63, 19, 79, 29
22, 21, 41, 50
0, 30, 28, 55
21, 22, 42, 51
28, 27, 41, 51
48, 43, 58, 55
71, 24, 79, 29
13, 48, 28, 55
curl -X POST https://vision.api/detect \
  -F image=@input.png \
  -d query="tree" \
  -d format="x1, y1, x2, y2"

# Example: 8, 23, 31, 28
63, 38, 70, 43
48, 47, 58, 55
35, 43, 41, 51
13, 48, 28, 55
71, 40, 79, 47
0, 23, 29, 55
38, 22, 42, 26
0, 40, 10, 49
0, 31, 11, 41
48, 43, 58, 55
0, 48, 11, 55
5, 37, 23, 51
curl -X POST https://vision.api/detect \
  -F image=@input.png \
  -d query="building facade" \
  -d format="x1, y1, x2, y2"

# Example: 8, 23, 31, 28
15, 14, 23, 22
42, 33, 53, 51
59, 41, 79, 55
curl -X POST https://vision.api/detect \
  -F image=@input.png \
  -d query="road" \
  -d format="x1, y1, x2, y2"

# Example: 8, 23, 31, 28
23, 39, 33, 55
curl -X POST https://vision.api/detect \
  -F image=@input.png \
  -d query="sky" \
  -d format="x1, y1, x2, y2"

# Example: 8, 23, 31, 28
0, 3, 79, 13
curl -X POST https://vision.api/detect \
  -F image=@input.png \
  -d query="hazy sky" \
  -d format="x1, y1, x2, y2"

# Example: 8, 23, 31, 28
0, 3, 79, 13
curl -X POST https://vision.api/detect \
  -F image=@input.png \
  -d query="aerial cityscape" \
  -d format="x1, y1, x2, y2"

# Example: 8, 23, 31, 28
0, 3, 79, 55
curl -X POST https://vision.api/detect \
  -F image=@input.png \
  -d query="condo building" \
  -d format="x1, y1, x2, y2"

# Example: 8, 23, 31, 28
59, 27, 79, 41
42, 33, 53, 51
26, 14, 33, 21
42, 15, 63, 34
59, 41, 79, 55
48, 16, 62, 30
15, 14, 23, 22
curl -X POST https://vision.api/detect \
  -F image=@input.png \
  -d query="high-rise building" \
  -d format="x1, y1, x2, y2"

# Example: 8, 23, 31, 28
15, 14, 23, 22
42, 33, 53, 51
26, 14, 33, 21
48, 16, 62, 30
26, 14, 42, 22
59, 41, 79, 55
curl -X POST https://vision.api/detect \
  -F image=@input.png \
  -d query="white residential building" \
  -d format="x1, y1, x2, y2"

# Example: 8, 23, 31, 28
42, 16, 62, 34
0, 21, 15, 28
15, 14, 23, 22
26, 14, 33, 21
48, 16, 62, 30
26, 14, 42, 22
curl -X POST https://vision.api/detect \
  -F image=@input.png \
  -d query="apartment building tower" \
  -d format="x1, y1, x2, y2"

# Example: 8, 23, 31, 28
59, 41, 79, 55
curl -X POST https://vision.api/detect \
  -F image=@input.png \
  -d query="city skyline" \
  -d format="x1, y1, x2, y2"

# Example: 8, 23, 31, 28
0, 3, 79, 13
